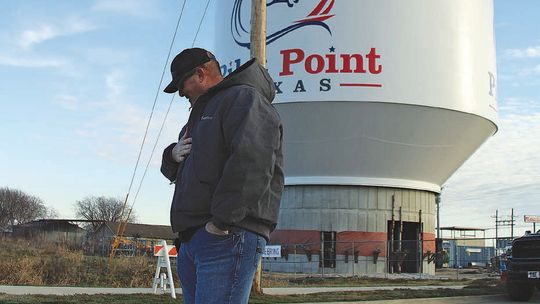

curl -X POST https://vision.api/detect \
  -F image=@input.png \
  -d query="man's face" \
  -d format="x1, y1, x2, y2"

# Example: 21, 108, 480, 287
178, 68, 206, 105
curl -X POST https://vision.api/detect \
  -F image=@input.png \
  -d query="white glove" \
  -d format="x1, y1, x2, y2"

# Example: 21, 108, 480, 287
171, 132, 192, 163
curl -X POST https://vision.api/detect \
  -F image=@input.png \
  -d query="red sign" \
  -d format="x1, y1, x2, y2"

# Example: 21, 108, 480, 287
524, 215, 540, 223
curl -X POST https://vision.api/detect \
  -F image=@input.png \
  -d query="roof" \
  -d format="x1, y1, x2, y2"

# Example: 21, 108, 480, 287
440, 226, 486, 231
34, 218, 107, 223
15, 219, 85, 231
99, 222, 176, 240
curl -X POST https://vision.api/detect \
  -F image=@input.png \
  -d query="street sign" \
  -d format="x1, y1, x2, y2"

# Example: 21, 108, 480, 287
524, 215, 540, 223
262, 245, 281, 258
154, 244, 177, 257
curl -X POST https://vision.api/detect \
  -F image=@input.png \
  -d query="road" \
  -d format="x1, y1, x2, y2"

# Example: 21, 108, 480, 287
1, 285, 539, 303
0, 285, 465, 296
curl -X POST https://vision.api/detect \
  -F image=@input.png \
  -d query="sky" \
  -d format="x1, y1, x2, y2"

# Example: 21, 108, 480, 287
0, 1, 538, 238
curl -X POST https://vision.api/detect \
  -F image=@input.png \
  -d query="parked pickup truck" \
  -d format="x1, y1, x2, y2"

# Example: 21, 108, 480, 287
505, 231, 540, 301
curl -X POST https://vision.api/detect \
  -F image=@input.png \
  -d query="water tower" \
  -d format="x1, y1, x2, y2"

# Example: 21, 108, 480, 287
214, 0, 497, 274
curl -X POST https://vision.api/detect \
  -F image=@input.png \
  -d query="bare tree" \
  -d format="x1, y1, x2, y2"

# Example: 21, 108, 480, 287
46, 207, 59, 219
74, 196, 138, 231
0, 187, 48, 229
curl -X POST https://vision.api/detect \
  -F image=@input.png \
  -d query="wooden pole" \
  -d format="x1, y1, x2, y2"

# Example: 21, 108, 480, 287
250, 0, 266, 67
250, 0, 266, 295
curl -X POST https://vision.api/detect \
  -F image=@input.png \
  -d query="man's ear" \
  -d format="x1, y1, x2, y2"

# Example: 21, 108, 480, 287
195, 67, 204, 82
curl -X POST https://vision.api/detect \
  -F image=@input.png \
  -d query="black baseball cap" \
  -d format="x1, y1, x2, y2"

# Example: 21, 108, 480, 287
163, 47, 216, 93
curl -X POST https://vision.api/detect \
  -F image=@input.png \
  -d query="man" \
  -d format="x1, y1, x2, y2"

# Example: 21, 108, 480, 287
160, 47, 284, 304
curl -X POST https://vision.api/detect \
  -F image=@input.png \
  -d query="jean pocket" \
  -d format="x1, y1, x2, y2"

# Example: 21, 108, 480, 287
203, 226, 233, 240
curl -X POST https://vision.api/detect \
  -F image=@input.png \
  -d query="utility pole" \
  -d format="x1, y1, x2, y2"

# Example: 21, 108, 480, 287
435, 194, 441, 239
511, 208, 514, 239
250, 0, 266, 67
493, 209, 517, 249
250, 0, 266, 295
495, 209, 498, 248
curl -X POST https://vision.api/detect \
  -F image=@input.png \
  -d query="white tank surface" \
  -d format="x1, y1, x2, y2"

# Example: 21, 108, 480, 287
214, 0, 498, 193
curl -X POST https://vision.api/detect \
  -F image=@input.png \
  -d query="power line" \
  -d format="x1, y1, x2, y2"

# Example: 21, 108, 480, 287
192, 0, 212, 47
130, 95, 175, 208
124, 0, 188, 213
119, 0, 187, 219
109, 1, 189, 262
128, 0, 213, 212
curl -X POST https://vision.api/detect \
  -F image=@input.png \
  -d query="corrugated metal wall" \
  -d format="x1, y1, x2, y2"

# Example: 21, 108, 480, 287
266, 185, 436, 275
277, 185, 435, 233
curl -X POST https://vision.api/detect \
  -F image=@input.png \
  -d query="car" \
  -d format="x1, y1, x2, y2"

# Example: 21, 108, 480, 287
505, 231, 540, 301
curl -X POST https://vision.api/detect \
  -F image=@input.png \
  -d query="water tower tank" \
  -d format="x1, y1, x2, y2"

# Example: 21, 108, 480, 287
214, 0, 497, 274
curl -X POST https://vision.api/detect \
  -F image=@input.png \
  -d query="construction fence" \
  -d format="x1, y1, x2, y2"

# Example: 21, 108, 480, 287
260, 237, 508, 278
86, 235, 510, 279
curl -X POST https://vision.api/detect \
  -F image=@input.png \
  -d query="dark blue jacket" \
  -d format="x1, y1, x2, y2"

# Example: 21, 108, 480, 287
161, 59, 284, 241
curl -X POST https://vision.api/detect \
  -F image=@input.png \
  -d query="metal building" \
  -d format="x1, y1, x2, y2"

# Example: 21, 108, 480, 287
214, 0, 498, 275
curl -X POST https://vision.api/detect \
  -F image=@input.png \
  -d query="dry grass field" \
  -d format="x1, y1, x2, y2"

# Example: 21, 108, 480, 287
1, 236, 473, 288
0, 237, 156, 287
0, 236, 505, 303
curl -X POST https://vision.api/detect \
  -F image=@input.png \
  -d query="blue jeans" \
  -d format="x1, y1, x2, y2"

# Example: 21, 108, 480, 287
177, 226, 266, 304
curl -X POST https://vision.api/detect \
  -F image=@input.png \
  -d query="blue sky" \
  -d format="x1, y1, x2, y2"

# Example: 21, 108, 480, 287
0, 1, 538, 238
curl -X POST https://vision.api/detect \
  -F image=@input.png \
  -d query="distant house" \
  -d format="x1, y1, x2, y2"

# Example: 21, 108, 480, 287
92, 222, 176, 256
12, 219, 86, 246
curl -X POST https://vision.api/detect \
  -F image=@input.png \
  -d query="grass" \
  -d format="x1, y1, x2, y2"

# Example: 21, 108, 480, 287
0, 237, 505, 303
0, 237, 160, 288
1, 237, 475, 289
0, 294, 178, 304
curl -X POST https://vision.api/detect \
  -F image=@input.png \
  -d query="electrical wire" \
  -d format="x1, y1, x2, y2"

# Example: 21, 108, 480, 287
127, 0, 213, 213
109, 0, 190, 262
118, 0, 187, 223
129, 94, 174, 208
192, 0, 212, 47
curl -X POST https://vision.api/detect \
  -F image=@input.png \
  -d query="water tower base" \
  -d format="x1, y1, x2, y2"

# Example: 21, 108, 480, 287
266, 185, 436, 275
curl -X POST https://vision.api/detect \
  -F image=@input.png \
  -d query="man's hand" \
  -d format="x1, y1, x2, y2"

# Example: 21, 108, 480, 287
205, 222, 229, 236
171, 132, 192, 163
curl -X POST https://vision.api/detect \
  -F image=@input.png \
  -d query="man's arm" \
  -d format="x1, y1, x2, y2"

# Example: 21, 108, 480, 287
161, 143, 179, 183
210, 89, 282, 230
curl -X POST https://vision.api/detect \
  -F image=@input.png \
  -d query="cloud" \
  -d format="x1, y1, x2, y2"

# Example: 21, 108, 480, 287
19, 25, 56, 49
499, 97, 540, 115
0, 54, 66, 67
70, 69, 189, 164
19, 17, 97, 49
514, 64, 540, 77
83, 47, 133, 66
506, 46, 540, 58
54, 95, 80, 111
442, 97, 540, 230
91, 0, 158, 17
0, 16, 97, 68
105, 70, 125, 100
